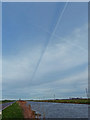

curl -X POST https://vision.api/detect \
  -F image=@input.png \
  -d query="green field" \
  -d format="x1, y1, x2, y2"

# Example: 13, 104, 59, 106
30, 99, 90, 104
0, 100, 15, 104
2, 102, 24, 119
2, 100, 15, 103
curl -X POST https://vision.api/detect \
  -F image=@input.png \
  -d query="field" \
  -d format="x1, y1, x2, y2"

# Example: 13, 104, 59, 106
2, 102, 24, 119
2, 100, 15, 103
30, 98, 90, 104
0, 100, 15, 104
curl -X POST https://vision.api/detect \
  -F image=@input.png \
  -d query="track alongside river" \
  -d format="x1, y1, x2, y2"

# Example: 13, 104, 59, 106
0, 101, 15, 114
2, 101, 15, 110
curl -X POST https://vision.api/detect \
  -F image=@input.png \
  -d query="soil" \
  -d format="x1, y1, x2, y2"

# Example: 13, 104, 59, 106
17, 100, 36, 119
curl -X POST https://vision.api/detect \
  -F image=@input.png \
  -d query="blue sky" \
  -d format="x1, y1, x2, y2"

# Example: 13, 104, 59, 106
2, 2, 88, 100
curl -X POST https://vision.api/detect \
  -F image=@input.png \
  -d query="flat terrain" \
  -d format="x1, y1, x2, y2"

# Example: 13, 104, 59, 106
0, 100, 15, 104
30, 99, 90, 104
2, 101, 15, 110
2, 102, 24, 119
2, 100, 15, 103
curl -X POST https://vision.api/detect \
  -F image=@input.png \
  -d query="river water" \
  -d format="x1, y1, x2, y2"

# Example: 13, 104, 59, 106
27, 101, 88, 118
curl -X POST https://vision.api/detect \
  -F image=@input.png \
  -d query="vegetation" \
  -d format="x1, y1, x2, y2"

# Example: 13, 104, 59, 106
29, 98, 90, 104
0, 100, 15, 104
2, 100, 15, 103
2, 102, 24, 119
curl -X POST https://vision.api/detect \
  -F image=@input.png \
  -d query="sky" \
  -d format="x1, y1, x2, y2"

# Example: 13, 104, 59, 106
2, 2, 88, 100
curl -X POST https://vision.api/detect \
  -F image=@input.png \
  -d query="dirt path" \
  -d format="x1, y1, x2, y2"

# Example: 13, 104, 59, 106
18, 100, 36, 119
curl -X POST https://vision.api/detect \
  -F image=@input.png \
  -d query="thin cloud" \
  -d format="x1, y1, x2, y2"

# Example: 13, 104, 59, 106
30, 2, 69, 82
2, 23, 88, 99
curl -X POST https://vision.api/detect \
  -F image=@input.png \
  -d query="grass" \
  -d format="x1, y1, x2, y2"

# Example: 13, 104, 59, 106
0, 100, 15, 105
0, 100, 15, 104
30, 99, 90, 104
2, 100, 15, 103
2, 102, 24, 119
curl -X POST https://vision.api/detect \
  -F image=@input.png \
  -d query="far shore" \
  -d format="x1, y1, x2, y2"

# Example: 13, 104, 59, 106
1, 98, 90, 104
28, 98, 90, 104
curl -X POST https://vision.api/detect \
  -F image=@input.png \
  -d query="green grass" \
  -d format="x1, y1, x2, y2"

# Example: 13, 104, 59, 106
2, 102, 24, 119
0, 100, 15, 104
2, 100, 15, 103
0, 100, 15, 105
30, 99, 90, 104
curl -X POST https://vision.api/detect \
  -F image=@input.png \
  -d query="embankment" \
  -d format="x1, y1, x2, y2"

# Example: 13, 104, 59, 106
18, 100, 36, 119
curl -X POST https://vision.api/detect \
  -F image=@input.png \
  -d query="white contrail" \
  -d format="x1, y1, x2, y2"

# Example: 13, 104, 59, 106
31, 21, 87, 53
30, 1, 69, 82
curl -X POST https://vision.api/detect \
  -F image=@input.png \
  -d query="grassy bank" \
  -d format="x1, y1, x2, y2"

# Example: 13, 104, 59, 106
30, 99, 90, 104
2, 102, 24, 119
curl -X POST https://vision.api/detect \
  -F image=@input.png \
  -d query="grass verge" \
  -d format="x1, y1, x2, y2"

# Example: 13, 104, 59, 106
2, 102, 24, 119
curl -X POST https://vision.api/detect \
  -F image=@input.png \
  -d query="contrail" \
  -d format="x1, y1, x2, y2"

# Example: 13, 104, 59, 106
30, 1, 69, 82
31, 22, 87, 53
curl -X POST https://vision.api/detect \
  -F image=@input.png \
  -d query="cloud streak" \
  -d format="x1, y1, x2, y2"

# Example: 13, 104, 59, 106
30, 2, 69, 82
2, 22, 88, 99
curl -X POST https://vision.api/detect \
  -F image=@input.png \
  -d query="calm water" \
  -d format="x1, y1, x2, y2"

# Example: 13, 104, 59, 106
27, 101, 88, 118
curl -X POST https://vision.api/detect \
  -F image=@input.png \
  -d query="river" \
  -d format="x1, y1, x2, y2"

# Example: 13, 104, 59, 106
27, 101, 88, 118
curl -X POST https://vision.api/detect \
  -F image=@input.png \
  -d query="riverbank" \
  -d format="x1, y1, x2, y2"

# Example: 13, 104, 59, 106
18, 100, 36, 119
2, 102, 24, 119
29, 98, 90, 104
2, 100, 39, 119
